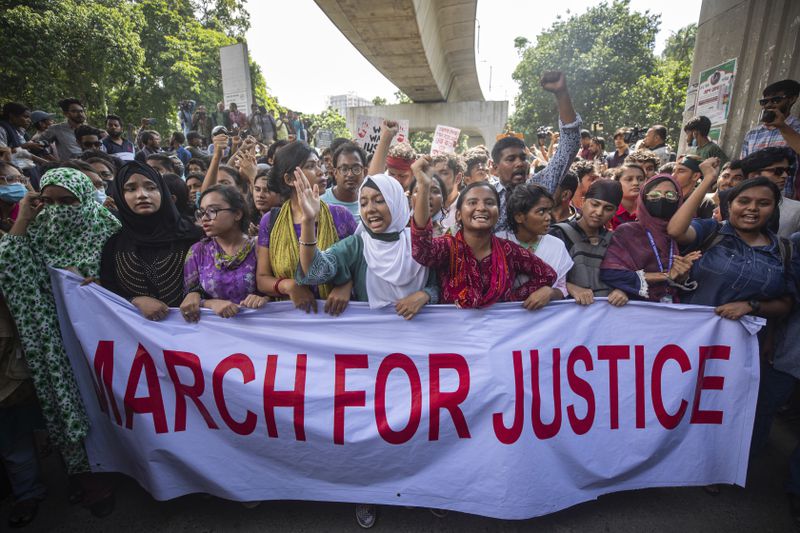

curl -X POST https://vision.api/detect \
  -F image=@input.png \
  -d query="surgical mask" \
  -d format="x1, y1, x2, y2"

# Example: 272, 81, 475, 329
0, 183, 26, 204
645, 199, 679, 220
94, 189, 107, 205
194, 191, 202, 208
432, 210, 444, 223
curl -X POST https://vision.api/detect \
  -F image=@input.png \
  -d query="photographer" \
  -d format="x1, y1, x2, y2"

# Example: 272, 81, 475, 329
191, 105, 211, 144
741, 79, 800, 198
178, 99, 195, 135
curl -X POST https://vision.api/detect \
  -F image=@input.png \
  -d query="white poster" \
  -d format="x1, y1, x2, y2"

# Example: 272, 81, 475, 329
219, 43, 253, 113
696, 58, 737, 126
354, 116, 410, 154
52, 269, 761, 520
431, 125, 461, 156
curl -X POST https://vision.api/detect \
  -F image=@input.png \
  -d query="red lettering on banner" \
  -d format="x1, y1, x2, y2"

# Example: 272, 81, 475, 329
212, 354, 257, 435
566, 346, 595, 435
690, 345, 731, 424
429, 353, 471, 440
493, 350, 525, 444
531, 349, 562, 439
163, 350, 218, 432
264, 354, 307, 440
635, 345, 646, 428
333, 354, 368, 445
651, 345, 690, 429
374, 353, 422, 444
92, 340, 122, 425
123, 344, 168, 433
598, 345, 630, 429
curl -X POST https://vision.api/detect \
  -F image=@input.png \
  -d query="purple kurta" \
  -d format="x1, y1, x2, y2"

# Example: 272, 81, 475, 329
184, 237, 258, 303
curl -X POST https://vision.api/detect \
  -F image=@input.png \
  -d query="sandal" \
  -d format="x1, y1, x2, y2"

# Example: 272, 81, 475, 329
9, 499, 38, 528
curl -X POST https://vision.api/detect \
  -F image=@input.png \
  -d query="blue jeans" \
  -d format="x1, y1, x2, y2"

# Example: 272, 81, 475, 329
752, 363, 800, 495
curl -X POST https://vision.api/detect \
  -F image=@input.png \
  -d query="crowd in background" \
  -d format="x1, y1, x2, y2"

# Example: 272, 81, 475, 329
1, 73, 800, 529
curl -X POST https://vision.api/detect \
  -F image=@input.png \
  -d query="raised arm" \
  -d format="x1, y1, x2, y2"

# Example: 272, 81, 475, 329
367, 120, 398, 176
412, 155, 433, 229
530, 72, 581, 193
201, 134, 230, 193
667, 157, 720, 245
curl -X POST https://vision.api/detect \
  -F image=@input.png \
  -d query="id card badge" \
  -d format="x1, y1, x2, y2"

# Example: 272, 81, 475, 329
660, 295, 674, 304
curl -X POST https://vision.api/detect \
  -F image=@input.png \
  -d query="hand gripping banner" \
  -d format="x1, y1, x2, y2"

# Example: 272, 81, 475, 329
50, 269, 762, 519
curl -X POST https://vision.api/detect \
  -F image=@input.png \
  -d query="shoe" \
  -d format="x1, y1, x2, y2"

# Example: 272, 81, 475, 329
355, 503, 378, 529
89, 492, 116, 518
8, 499, 38, 528
429, 508, 449, 518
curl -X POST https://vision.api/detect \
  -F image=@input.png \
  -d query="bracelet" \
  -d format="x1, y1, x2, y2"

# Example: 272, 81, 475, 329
298, 239, 317, 246
273, 277, 286, 295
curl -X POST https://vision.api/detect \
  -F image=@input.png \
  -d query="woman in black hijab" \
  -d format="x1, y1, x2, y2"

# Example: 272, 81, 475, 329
100, 161, 203, 320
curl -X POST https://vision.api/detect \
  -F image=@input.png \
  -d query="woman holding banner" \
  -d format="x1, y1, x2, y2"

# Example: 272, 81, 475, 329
600, 174, 701, 303
255, 142, 357, 313
100, 161, 203, 320
410, 155, 557, 309
0, 167, 120, 517
294, 171, 438, 319
180, 185, 266, 321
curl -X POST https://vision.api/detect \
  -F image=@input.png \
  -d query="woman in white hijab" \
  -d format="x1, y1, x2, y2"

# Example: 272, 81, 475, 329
294, 169, 437, 318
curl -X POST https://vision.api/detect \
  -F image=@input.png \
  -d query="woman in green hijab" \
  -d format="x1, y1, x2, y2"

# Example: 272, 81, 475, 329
0, 167, 120, 515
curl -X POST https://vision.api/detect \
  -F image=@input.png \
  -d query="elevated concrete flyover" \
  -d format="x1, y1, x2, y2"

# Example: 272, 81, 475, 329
315, 0, 508, 149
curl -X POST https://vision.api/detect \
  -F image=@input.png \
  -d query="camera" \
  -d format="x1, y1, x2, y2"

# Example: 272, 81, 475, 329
623, 126, 644, 145
536, 126, 552, 141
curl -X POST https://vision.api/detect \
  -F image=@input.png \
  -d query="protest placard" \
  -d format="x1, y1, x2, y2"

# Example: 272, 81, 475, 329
431, 125, 461, 156
354, 116, 410, 154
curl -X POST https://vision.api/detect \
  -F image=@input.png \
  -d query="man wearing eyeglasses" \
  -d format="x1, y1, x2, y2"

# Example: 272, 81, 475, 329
741, 79, 800, 198
320, 142, 368, 220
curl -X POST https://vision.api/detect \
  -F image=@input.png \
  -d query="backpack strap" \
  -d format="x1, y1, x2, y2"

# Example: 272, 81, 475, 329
778, 237, 793, 274
696, 222, 725, 254
554, 222, 583, 251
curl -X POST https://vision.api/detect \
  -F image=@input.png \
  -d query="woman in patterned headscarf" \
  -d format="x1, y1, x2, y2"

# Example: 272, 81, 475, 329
0, 166, 120, 514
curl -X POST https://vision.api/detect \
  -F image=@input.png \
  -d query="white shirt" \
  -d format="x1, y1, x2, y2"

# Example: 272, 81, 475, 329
496, 232, 574, 297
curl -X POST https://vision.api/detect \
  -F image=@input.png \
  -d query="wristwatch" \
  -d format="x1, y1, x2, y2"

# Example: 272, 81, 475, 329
748, 299, 761, 314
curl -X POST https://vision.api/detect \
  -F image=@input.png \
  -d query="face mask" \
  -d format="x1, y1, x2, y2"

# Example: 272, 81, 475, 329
432, 210, 444, 223
0, 183, 26, 204
645, 199, 679, 220
194, 191, 202, 208
94, 189, 107, 205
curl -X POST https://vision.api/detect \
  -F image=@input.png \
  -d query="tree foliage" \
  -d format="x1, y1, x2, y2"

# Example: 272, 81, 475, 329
305, 107, 350, 144
0, 0, 278, 134
511, 1, 694, 146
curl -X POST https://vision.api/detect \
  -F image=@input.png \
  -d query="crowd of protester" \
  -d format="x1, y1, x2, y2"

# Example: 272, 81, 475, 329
1, 72, 800, 529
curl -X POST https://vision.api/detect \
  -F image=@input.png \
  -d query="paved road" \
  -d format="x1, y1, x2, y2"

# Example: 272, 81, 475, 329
3, 419, 797, 532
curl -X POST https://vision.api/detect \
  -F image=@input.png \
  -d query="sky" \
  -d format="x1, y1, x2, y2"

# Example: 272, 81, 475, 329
245, 0, 703, 113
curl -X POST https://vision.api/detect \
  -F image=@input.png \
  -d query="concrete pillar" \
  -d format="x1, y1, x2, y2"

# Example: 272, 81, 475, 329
683, 0, 800, 157
346, 101, 509, 152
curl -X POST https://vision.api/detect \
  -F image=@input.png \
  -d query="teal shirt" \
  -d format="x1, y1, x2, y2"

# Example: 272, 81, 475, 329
320, 187, 360, 221
295, 234, 439, 304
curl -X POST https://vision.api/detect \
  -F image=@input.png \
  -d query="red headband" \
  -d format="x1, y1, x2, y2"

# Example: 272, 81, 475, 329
386, 155, 414, 171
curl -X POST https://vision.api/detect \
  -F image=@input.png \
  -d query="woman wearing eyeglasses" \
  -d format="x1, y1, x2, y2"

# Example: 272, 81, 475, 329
179, 185, 265, 321
599, 173, 702, 303
100, 161, 203, 320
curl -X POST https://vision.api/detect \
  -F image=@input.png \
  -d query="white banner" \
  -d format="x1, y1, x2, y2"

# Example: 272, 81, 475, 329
50, 269, 761, 520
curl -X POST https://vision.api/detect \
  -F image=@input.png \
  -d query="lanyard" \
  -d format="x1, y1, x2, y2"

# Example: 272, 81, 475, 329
645, 230, 673, 273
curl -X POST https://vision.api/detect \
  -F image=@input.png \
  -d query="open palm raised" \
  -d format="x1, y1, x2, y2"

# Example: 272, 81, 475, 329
294, 167, 320, 222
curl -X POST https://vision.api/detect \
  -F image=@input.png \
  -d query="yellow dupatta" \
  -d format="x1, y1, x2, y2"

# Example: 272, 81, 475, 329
269, 200, 338, 298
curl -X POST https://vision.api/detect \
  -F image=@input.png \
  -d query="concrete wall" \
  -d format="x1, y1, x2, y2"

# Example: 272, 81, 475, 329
683, 0, 800, 156
345, 101, 509, 152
